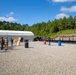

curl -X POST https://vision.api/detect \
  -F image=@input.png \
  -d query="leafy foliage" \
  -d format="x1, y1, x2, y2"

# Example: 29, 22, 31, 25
0, 16, 76, 38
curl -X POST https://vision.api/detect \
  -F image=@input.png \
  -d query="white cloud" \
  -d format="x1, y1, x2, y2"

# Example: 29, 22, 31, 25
55, 13, 69, 19
52, 0, 76, 2
60, 5, 76, 12
0, 12, 17, 22
0, 17, 17, 22
6, 12, 14, 17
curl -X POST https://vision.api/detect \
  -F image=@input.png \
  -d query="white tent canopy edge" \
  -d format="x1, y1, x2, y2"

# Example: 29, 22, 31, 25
0, 30, 34, 41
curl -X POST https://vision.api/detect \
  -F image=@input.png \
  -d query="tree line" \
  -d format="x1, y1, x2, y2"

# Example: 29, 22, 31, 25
0, 16, 76, 38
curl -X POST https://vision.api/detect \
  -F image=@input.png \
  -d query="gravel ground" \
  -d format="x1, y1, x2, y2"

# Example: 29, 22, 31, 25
0, 42, 76, 75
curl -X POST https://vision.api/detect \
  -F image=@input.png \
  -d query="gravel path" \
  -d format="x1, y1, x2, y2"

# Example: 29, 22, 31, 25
0, 42, 76, 75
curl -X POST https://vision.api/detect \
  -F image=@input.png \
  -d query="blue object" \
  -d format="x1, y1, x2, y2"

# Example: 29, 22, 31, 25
58, 41, 61, 46
20, 40, 23, 42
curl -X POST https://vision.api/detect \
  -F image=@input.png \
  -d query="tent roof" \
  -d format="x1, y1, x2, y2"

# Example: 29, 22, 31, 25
0, 30, 34, 36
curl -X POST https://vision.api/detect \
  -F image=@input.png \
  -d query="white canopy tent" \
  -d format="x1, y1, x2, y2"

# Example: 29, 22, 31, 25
0, 30, 34, 41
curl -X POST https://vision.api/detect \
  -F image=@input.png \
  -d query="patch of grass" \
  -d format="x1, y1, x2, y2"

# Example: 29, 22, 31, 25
50, 29, 76, 38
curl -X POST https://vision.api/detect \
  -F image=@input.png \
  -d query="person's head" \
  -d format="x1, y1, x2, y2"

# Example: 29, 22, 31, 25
1, 37, 3, 39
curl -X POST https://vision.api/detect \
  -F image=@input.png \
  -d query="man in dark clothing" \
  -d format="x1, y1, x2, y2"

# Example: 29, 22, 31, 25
48, 37, 51, 45
11, 38, 13, 49
1, 37, 4, 50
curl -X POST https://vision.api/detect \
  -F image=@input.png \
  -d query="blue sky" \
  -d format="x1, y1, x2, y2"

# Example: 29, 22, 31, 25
0, 0, 76, 25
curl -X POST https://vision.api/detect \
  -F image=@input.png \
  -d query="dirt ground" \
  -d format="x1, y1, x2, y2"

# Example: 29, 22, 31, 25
0, 42, 76, 75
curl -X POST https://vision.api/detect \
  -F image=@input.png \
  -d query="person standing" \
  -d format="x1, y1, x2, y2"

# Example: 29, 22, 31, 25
0, 37, 1, 49
1, 37, 4, 50
48, 37, 51, 45
11, 38, 13, 49
4, 37, 8, 50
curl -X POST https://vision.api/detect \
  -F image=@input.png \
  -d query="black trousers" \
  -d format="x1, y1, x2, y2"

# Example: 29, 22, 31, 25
1, 43, 3, 50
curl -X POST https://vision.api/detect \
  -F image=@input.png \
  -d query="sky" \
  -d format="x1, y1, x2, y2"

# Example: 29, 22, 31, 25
0, 0, 76, 25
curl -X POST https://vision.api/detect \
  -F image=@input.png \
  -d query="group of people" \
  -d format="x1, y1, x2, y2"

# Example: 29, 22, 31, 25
0, 37, 13, 50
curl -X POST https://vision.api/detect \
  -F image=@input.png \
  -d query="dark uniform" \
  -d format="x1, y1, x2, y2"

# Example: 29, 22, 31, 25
0, 37, 4, 50
11, 38, 13, 49
0, 38, 1, 49
48, 38, 51, 45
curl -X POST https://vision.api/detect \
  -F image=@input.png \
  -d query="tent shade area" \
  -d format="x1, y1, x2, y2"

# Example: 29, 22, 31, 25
0, 30, 34, 41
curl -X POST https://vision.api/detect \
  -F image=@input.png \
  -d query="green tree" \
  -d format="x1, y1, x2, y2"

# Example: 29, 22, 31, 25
74, 16, 76, 29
